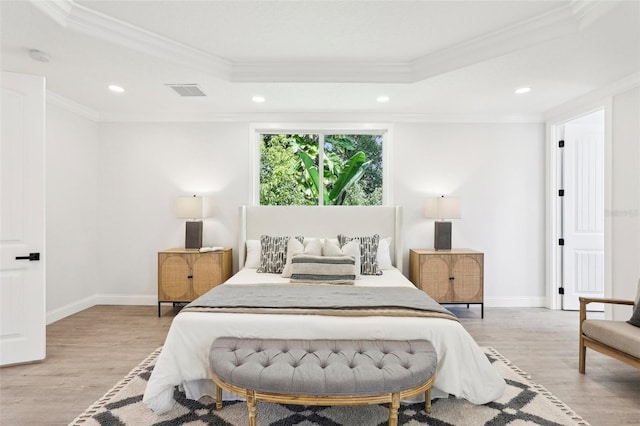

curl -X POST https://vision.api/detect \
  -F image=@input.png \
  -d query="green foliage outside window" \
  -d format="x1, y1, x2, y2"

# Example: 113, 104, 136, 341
260, 133, 383, 206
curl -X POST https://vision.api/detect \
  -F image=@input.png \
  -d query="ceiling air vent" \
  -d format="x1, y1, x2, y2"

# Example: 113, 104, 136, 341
166, 84, 206, 97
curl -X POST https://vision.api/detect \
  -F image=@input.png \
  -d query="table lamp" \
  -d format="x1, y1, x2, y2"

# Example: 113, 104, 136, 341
176, 195, 208, 249
425, 196, 461, 250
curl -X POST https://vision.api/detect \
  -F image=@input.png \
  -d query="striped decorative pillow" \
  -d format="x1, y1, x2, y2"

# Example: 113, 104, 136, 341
290, 254, 357, 284
322, 239, 360, 279
257, 235, 304, 274
281, 237, 322, 278
337, 234, 382, 275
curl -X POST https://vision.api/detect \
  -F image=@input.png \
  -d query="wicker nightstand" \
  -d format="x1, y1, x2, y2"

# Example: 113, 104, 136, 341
157, 248, 232, 316
409, 249, 484, 318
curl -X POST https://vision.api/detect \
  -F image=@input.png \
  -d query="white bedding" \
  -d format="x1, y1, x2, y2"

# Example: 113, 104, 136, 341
143, 268, 505, 414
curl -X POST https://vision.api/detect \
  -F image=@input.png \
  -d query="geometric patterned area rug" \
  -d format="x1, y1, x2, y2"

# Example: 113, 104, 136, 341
69, 347, 590, 426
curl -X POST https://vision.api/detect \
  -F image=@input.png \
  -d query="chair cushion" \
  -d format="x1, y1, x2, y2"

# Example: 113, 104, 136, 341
582, 320, 640, 359
210, 338, 437, 396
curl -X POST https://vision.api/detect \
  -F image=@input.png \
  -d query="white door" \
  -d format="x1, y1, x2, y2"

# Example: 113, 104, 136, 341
561, 110, 605, 311
0, 71, 46, 366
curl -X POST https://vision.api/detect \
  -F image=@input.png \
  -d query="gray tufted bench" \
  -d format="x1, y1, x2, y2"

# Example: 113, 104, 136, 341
209, 337, 438, 426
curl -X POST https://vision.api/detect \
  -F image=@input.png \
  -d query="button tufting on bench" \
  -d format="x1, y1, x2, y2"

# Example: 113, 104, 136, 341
210, 338, 438, 426
211, 338, 437, 396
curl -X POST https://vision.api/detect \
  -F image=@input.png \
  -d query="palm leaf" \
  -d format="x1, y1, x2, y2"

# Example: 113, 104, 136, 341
297, 150, 327, 203
328, 151, 370, 204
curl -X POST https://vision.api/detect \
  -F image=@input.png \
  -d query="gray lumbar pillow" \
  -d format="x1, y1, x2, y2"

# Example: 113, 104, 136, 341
627, 279, 640, 328
627, 305, 640, 327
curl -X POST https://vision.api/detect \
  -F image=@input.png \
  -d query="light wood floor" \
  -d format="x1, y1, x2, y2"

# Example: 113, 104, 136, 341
1, 305, 639, 425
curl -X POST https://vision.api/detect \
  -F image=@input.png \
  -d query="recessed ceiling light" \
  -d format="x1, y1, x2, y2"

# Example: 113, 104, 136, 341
376, 95, 390, 103
514, 87, 531, 95
29, 49, 51, 63
108, 85, 125, 93
252, 96, 265, 103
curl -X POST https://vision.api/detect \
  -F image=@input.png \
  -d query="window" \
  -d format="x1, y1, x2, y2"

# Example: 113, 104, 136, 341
255, 129, 388, 206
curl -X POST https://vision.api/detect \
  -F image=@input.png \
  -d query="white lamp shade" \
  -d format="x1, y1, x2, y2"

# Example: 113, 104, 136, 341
425, 196, 461, 220
176, 196, 208, 219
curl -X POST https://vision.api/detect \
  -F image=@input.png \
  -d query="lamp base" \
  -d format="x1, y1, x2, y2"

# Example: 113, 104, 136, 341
434, 221, 452, 251
185, 221, 203, 249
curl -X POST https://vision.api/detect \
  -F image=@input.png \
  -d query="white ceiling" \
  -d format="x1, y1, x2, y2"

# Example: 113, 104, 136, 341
1, 0, 638, 121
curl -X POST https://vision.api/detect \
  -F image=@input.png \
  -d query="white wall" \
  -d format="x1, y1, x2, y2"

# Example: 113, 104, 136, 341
41, 87, 638, 321
96, 122, 250, 302
394, 123, 546, 306
91, 120, 545, 307
611, 87, 640, 319
45, 103, 99, 323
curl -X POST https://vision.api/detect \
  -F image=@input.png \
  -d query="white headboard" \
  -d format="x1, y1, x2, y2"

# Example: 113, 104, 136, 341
239, 205, 403, 272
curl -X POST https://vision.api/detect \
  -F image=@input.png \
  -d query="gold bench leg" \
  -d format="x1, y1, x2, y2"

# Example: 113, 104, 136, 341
425, 388, 432, 414
246, 389, 257, 426
389, 392, 400, 426
215, 385, 222, 411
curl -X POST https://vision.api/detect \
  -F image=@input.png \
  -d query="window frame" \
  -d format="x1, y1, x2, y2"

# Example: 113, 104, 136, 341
250, 123, 393, 206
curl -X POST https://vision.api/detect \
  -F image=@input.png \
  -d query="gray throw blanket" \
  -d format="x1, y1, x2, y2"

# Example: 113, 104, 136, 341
184, 284, 457, 321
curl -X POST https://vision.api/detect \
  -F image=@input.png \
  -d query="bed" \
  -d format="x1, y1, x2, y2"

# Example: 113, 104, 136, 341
143, 206, 505, 415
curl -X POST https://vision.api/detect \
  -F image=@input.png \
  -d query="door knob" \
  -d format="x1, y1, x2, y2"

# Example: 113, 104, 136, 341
15, 252, 40, 261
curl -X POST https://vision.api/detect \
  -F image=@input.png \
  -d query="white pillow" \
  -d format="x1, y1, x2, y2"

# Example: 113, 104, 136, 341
377, 237, 393, 270
282, 238, 322, 277
245, 240, 261, 268
303, 237, 324, 246
322, 239, 361, 279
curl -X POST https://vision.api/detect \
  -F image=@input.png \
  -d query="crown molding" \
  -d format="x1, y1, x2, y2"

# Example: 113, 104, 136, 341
231, 61, 413, 83
97, 110, 543, 124
412, 3, 579, 81
543, 73, 639, 121
29, 0, 74, 28
47, 90, 100, 121
30, 0, 621, 84
571, 0, 623, 29
30, 0, 231, 78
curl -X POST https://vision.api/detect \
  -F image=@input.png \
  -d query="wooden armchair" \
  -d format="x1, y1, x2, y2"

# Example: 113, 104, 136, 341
579, 295, 640, 373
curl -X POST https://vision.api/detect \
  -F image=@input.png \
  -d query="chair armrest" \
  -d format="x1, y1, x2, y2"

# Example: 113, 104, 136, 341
579, 297, 634, 307
579, 298, 634, 329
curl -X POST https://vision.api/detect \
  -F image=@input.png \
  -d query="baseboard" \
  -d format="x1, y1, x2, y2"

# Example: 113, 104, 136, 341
485, 296, 546, 308
46, 295, 97, 325
46, 294, 157, 324
94, 294, 157, 306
